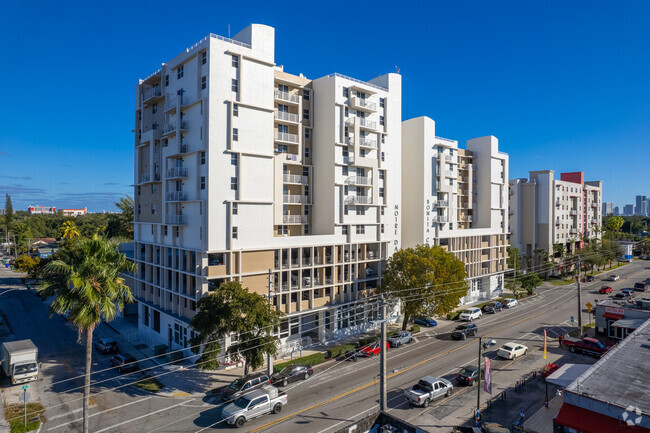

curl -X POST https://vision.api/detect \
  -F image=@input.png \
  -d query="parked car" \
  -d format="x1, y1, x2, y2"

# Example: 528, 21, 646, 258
560, 336, 611, 357
459, 308, 482, 321
645, 256, 650, 261
271, 365, 313, 387
413, 317, 437, 327
502, 298, 518, 309
456, 366, 481, 386
95, 338, 119, 355
599, 286, 613, 294
451, 323, 478, 340
220, 385, 288, 428
614, 292, 629, 300
608, 275, 620, 281
634, 282, 646, 292
496, 342, 528, 360
586, 275, 595, 282
358, 341, 390, 357
403, 376, 453, 407
220, 372, 271, 402
482, 302, 502, 314
621, 289, 635, 297
110, 353, 138, 374
387, 331, 413, 348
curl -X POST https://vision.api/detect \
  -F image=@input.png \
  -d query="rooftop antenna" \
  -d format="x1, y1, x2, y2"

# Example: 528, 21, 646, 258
395, 65, 400, 74
228, 24, 231, 38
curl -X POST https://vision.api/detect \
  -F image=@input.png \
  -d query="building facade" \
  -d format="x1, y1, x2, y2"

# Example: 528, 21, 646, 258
27, 205, 56, 214
602, 202, 613, 216
508, 171, 602, 258
61, 208, 88, 217
623, 204, 634, 215
401, 117, 508, 304
636, 195, 648, 216
132, 24, 402, 353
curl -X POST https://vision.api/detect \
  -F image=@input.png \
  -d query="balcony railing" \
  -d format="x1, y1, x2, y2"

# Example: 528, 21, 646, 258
556, 220, 561, 226
164, 121, 187, 135
274, 90, 300, 103
282, 215, 307, 224
143, 87, 162, 102
350, 96, 377, 111
343, 154, 355, 164
445, 170, 455, 177
165, 214, 187, 225
275, 131, 299, 143
569, 210, 578, 216
283, 174, 308, 184
167, 167, 188, 178
569, 228, 579, 235
345, 176, 372, 186
140, 173, 150, 183
283, 194, 308, 204
359, 138, 377, 148
590, 218, 599, 224
275, 111, 299, 123
282, 152, 300, 162
167, 191, 187, 201
435, 200, 449, 207
359, 118, 377, 129
437, 216, 448, 223
163, 95, 190, 112
344, 196, 372, 205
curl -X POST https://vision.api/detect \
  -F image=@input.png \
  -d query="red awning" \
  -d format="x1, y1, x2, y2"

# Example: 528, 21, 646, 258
555, 403, 639, 433
603, 312, 624, 320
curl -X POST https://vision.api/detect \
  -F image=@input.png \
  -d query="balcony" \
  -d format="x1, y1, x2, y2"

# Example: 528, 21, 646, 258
168, 143, 189, 156
445, 170, 456, 177
281, 152, 301, 163
167, 167, 188, 179
274, 90, 300, 104
283, 174, 309, 184
350, 96, 377, 112
165, 214, 187, 225
346, 117, 377, 130
275, 111, 300, 123
345, 176, 372, 186
167, 191, 188, 202
437, 216, 448, 223
569, 210, 578, 216
591, 218, 599, 224
282, 215, 307, 224
283, 194, 308, 204
358, 138, 377, 149
140, 173, 151, 183
344, 196, 372, 205
435, 200, 449, 207
343, 154, 355, 164
163, 121, 188, 136
143, 87, 162, 103
591, 203, 598, 208
163, 95, 190, 113
275, 131, 299, 144
556, 220, 561, 226
556, 201, 561, 206
569, 228, 579, 235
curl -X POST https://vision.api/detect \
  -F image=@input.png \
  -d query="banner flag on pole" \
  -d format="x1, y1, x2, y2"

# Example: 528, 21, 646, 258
544, 329, 547, 359
484, 356, 492, 394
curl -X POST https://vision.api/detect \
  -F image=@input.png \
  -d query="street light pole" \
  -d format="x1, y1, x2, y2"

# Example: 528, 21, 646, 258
576, 256, 583, 335
380, 295, 388, 412
267, 269, 274, 377
476, 336, 482, 426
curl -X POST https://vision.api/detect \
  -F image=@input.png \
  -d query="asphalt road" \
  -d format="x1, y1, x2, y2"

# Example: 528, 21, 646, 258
2, 260, 648, 433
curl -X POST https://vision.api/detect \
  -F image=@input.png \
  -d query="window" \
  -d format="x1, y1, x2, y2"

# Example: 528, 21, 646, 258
278, 225, 288, 235
231, 79, 238, 92
357, 207, 365, 216
177, 65, 184, 79
381, 135, 385, 144
303, 90, 310, 100
381, 207, 385, 216
233, 128, 238, 141
201, 76, 206, 90
304, 206, 309, 215
232, 203, 238, 215
379, 187, 385, 198
344, 185, 349, 195
231, 177, 238, 190
151, 204, 157, 214
342, 226, 348, 235
342, 166, 349, 176
304, 147, 310, 158
381, 224, 385, 233
200, 151, 206, 164
343, 87, 349, 98
381, 152, 385, 162
152, 103, 158, 114
200, 176, 206, 190
303, 109, 310, 120
345, 107, 349, 117
344, 205, 349, 215
356, 225, 365, 234
379, 170, 385, 180
379, 115, 385, 126
379, 97, 385, 108
137, 186, 141, 196
233, 104, 239, 116
304, 225, 309, 235
137, 204, 141, 214
232, 226, 238, 239
165, 75, 169, 86
151, 184, 156, 194
201, 51, 207, 65
231, 153, 238, 165
232, 55, 239, 68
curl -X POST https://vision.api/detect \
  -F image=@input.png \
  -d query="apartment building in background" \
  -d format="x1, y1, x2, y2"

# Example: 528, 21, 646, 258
602, 202, 613, 217
623, 204, 635, 216
61, 207, 88, 217
636, 195, 648, 216
614, 206, 620, 216
131, 24, 402, 353
401, 117, 508, 304
509, 171, 602, 258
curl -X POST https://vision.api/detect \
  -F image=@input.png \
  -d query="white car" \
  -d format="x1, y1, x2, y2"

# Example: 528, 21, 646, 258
497, 342, 528, 360
609, 275, 620, 281
458, 308, 482, 321
503, 298, 518, 309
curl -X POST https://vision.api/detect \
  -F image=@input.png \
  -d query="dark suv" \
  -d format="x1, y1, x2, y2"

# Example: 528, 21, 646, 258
482, 302, 503, 314
451, 323, 478, 340
456, 365, 481, 386
634, 282, 646, 292
110, 353, 138, 374
219, 372, 270, 402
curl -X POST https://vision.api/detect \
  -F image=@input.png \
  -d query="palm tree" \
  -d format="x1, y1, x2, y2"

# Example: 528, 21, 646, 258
38, 235, 136, 433
61, 220, 80, 242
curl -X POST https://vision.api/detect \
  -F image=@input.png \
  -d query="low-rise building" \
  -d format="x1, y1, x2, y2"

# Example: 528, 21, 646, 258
28, 205, 56, 214
594, 298, 650, 340
61, 207, 87, 217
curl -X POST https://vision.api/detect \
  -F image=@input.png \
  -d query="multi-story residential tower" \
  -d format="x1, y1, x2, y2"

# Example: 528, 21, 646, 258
613, 206, 620, 216
636, 195, 648, 216
623, 204, 635, 216
401, 117, 508, 304
602, 202, 613, 216
509, 171, 602, 258
132, 24, 401, 352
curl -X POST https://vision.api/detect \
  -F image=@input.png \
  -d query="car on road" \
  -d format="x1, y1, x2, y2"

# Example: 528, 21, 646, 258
599, 286, 613, 294
497, 342, 528, 360
634, 282, 647, 292
483, 302, 503, 314
621, 289, 635, 297
221, 385, 288, 428
608, 275, 620, 281
95, 338, 119, 354
614, 292, 630, 300
459, 308, 482, 321
271, 365, 312, 387
387, 331, 413, 348
560, 336, 611, 357
220, 372, 271, 402
413, 317, 438, 327
586, 275, 595, 282
358, 340, 390, 357
502, 298, 518, 308
403, 376, 453, 407
110, 353, 138, 374
456, 366, 481, 386
451, 323, 478, 340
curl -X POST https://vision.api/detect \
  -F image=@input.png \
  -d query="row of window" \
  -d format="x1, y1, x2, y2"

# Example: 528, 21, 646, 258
277, 84, 310, 100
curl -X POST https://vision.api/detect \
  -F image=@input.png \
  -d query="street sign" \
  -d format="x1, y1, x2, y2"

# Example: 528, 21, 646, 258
586, 302, 593, 310
570, 316, 575, 325
19, 391, 31, 404
20, 385, 29, 390
520, 409, 526, 418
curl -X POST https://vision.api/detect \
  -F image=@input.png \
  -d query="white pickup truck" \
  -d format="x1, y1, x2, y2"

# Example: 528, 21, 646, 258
403, 376, 453, 407
221, 385, 288, 428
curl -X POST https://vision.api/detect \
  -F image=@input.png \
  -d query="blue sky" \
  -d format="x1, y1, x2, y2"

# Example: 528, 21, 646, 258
1, 0, 649, 212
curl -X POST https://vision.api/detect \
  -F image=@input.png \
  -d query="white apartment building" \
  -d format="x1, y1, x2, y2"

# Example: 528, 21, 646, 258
401, 117, 509, 304
132, 24, 402, 353
509, 170, 602, 258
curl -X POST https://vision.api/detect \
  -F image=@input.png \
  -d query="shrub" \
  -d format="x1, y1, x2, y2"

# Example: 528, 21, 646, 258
273, 353, 325, 373
410, 325, 421, 333
327, 344, 356, 359
356, 335, 380, 349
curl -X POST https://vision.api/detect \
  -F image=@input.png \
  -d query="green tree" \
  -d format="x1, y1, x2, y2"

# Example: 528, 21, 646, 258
519, 272, 542, 295
506, 247, 522, 271
114, 195, 134, 239
190, 281, 283, 374
38, 235, 136, 433
4, 193, 13, 238
552, 243, 565, 258
379, 245, 468, 330
13, 254, 40, 279
605, 216, 624, 240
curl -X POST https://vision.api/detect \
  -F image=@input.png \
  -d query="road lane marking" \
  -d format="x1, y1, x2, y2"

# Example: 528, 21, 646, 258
93, 399, 191, 433
47, 396, 154, 430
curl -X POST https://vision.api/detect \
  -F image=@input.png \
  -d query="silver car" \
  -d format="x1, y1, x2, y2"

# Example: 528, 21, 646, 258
387, 331, 413, 348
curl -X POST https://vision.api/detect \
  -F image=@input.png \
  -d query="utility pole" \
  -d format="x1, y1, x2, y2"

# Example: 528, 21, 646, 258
576, 256, 583, 335
380, 295, 388, 412
267, 269, 274, 376
476, 336, 482, 426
